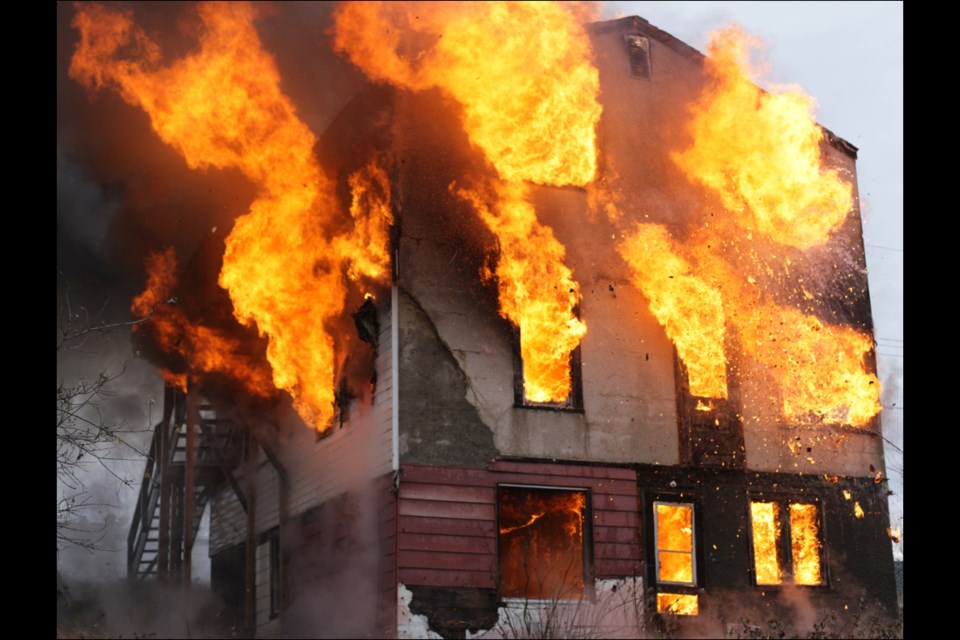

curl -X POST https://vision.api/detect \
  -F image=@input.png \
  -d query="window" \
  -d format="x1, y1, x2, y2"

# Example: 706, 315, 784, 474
749, 500, 825, 586
624, 34, 651, 79
269, 528, 281, 618
512, 326, 584, 411
675, 351, 745, 469
652, 501, 699, 615
497, 485, 590, 601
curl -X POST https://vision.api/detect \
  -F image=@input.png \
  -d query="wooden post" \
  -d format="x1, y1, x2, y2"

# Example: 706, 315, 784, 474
183, 391, 196, 588
157, 394, 172, 583
244, 431, 257, 637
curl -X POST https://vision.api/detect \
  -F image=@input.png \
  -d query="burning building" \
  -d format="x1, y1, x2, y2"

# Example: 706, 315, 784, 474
66, 2, 898, 637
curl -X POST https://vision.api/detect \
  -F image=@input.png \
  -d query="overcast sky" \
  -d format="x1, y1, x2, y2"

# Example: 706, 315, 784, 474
606, 1, 904, 556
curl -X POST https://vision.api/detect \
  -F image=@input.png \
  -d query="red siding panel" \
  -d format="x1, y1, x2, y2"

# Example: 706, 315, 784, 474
402, 550, 497, 572
594, 525, 640, 545
399, 532, 497, 555
487, 461, 637, 481
398, 499, 495, 520
398, 516, 497, 538
396, 463, 642, 595
400, 483, 495, 504
398, 568, 496, 589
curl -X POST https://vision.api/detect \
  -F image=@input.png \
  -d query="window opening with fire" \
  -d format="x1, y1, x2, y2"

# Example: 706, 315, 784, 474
512, 326, 584, 411
653, 500, 699, 616
497, 485, 590, 601
749, 500, 824, 586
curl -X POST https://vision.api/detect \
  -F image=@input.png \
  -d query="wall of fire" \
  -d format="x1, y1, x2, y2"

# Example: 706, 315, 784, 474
202, 15, 896, 639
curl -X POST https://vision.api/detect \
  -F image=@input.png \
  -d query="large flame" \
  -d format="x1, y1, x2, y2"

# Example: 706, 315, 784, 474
673, 26, 853, 250
333, 1, 598, 402
71, 2, 392, 430
655, 503, 695, 584
734, 301, 879, 425
789, 503, 822, 585
130, 248, 276, 398
750, 501, 782, 585
458, 182, 586, 402
751, 501, 822, 585
656, 593, 699, 616
601, 23, 879, 425
618, 225, 728, 399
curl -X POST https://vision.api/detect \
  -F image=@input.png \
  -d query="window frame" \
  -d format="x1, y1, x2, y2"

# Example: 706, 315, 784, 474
623, 33, 652, 79
268, 527, 281, 619
511, 325, 585, 412
645, 493, 703, 616
746, 495, 829, 589
496, 483, 594, 603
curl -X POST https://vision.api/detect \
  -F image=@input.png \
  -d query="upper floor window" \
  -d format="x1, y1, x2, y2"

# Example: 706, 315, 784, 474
512, 326, 584, 411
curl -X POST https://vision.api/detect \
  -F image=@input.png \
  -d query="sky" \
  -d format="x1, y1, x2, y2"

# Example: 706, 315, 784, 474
56, 1, 905, 585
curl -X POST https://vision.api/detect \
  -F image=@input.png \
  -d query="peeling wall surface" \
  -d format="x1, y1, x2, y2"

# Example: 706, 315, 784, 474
398, 579, 646, 640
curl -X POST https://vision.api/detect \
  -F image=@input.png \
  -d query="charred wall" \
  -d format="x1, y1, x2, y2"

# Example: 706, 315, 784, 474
635, 464, 898, 633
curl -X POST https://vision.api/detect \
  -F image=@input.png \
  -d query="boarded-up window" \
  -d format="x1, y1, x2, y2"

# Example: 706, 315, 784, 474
624, 35, 651, 79
498, 486, 589, 600
750, 500, 824, 586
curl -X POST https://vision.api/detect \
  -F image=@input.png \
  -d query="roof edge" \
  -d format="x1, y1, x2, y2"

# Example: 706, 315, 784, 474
587, 16, 859, 160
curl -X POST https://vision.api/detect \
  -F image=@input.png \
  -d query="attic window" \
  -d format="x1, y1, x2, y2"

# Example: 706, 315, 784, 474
749, 500, 825, 586
652, 500, 699, 615
624, 35, 651, 79
498, 485, 590, 601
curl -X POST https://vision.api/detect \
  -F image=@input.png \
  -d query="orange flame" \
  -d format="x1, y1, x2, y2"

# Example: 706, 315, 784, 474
673, 26, 853, 249
789, 503, 822, 585
130, 249, 276, 398
333, 1, 599, 402
656, 503, 695, 584
656, 593, 699, 616
853, 502, 865, 519
458, 182, 586, 402
71, 3, 392, 430
619, 225, 728, 399
498, 488, 587, 599
751, 501, 822, 585
331, 1, 601, 187
735, 302, 879, 426
750, 501, 782, 585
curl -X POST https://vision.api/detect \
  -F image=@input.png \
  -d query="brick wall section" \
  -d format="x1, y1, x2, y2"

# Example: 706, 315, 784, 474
396, 461, 641, 591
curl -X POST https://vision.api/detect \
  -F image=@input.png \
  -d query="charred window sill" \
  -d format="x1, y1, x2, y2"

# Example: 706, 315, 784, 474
513, 401, 585, 415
